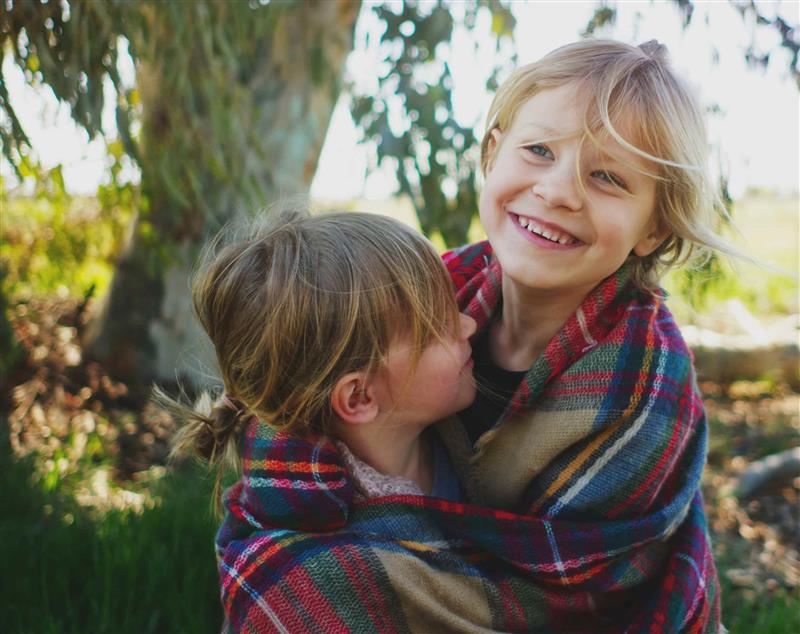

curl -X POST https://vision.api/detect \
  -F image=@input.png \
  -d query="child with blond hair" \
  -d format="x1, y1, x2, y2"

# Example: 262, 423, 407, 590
211, 39, 725, 633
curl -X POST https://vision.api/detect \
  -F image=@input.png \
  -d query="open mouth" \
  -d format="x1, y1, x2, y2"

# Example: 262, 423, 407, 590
511, 212, 582, 246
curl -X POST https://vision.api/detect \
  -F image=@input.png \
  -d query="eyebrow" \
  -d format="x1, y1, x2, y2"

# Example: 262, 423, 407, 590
594, 150, 652, 175
515, 122, 581, 141
595, 152, 626, 168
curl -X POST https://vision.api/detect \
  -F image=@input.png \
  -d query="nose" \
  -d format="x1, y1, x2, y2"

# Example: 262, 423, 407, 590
459, 313, 477, 340
532, 161, 582, 211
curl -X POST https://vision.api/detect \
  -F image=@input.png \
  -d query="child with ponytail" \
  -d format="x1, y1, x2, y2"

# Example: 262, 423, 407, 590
162, 209, 476, 517
209, 39, 729, 633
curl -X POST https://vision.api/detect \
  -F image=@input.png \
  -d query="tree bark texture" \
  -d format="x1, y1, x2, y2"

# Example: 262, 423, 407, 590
86, 1, 362, 386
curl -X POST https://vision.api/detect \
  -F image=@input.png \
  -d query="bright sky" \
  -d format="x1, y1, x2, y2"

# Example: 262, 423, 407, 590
3, 1, 799, 200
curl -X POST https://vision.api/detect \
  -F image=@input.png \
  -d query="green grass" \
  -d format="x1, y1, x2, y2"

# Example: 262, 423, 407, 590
728, 192, 798, 273
2, 190, 797, 631
704, 390, 800, 633
662, 191, 799, 320
720, 570, 800, 633
0, 433, 223, 634
4, 433, 797, 633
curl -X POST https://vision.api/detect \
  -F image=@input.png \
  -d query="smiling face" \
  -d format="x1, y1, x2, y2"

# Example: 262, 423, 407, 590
479, 83, 667, 300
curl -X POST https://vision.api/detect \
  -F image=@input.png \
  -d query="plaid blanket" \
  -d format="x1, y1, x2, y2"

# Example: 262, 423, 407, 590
216, 241, 720, 633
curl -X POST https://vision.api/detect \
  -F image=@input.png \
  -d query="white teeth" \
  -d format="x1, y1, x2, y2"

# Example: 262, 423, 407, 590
517, 215, 575, 244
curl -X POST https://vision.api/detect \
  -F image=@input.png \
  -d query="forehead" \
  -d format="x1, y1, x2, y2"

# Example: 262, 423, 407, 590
507, 84, 654, 169
508, 84, 583, 136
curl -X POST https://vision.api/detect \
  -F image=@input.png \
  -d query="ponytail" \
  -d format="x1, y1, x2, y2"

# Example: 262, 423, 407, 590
154, 386, 249, 517
156, 209, 463, 517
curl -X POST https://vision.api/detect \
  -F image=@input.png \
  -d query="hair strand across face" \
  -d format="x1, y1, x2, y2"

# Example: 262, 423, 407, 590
481, 38, 739, 289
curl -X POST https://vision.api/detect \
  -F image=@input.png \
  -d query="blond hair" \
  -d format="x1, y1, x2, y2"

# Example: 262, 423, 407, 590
481, 39, 735, 289
159, 209, 459, 512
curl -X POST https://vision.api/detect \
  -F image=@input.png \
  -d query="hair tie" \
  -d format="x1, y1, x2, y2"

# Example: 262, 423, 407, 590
221, 393, 245, 417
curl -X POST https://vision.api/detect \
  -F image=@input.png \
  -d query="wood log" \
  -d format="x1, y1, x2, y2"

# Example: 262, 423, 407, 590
735, 447, 800, 499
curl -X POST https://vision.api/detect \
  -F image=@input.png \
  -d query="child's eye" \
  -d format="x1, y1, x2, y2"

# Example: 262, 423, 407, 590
592, 170, 627, 190
524, 144, 553, 159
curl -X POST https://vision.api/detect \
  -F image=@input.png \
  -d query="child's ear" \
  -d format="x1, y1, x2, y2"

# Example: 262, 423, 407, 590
487, 127, 503, 156
633, 221, 670, 257
482, 127, 504, 173
330, 372, 379, 426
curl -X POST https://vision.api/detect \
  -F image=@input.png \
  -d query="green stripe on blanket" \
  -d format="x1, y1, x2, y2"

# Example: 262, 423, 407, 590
216, 247, 720, 633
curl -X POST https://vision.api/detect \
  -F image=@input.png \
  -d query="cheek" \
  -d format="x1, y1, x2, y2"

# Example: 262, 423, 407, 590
593, 223, 643, 267
599, 218, 638, 250
433, 356, 463, 389
604, 223, 627, 245
478, 186, 492, 217
478, 182, 500, 227
480, 164, 514, 215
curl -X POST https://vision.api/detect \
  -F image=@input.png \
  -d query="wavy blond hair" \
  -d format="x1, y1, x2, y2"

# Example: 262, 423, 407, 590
481, 39, 736, 289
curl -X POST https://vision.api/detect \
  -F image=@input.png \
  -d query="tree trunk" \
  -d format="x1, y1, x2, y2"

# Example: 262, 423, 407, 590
86, 1, 361, 387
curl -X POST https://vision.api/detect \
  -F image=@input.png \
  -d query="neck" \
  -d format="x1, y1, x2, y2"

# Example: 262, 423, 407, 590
335, 422, 433, 493
490, 273, 593, 371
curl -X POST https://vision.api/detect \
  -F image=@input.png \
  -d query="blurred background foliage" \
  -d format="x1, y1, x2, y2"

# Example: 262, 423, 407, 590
349, 0, 515, 246
1, 1, 798, 632
2, 0, 797, 386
